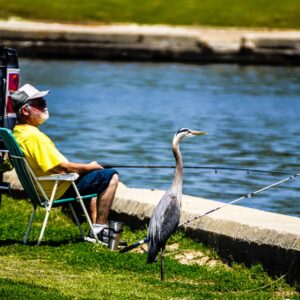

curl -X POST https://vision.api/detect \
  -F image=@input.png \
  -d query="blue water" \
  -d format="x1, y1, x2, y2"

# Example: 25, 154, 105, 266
20, 59, 300, 217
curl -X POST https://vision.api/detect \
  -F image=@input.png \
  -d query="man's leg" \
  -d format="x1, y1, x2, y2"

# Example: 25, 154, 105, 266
82, 170, 119, 242
88, 197, 97, 224
96, 173, 119, 224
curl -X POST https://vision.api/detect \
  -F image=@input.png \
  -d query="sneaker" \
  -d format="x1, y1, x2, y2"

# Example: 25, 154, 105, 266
85, 227, 109, 245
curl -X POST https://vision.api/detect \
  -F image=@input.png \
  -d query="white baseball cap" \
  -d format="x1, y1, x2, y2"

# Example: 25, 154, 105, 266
12, 84, 50, 111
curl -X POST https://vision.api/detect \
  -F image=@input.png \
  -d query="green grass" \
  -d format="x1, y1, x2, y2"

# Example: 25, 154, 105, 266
0, 0, 300, 29
0, 196, 298, 299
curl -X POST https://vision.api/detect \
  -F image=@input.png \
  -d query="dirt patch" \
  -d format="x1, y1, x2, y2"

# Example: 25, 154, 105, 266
167, 243, 180, 251
174, 250, 223, 267
131, 244, 148, 254
131, 243, 226, 268
131, 242, 179, 254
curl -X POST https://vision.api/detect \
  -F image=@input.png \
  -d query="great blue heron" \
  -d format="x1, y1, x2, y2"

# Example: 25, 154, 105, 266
147, 128, 207, 280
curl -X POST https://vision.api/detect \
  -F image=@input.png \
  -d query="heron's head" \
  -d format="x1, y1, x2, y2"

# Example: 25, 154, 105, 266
172, 128, 207, 147
175, 128, 207, 140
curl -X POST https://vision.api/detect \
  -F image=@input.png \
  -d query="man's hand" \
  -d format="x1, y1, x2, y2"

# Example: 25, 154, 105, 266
88, 161, 104, 170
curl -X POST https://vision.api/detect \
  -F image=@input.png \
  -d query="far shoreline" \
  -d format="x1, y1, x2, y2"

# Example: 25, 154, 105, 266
1, 18, 300, 65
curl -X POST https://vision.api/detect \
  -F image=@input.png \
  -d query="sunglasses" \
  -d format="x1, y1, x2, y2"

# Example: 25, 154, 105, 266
28, 98, 47, 109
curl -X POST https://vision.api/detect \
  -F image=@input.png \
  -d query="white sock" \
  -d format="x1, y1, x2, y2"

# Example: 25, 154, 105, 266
93, 224, 106, 235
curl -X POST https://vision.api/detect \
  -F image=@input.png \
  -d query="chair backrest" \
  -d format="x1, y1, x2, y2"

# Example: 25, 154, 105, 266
0, 127, 44, 206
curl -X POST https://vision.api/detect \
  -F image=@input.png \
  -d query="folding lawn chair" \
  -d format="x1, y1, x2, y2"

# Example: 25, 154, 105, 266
0, 127, 100, 245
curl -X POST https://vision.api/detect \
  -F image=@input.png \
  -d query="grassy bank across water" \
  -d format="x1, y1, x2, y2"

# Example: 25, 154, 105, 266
0, 0, 300, 29
0, 196, 298, 299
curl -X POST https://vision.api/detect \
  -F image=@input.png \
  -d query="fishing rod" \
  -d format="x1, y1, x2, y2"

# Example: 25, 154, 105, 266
103, 164, 295, 176
119, 172, 300, 253
178, 173, 299, 227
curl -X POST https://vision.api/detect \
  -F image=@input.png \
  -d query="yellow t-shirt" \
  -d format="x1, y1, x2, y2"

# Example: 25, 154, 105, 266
13, 124, 71, 199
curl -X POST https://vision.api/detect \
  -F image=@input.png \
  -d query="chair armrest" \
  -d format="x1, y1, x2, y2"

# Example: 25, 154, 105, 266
37, 173, 79, 181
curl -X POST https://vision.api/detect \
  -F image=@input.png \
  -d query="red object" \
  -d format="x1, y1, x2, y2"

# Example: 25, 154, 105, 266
6, 72, 20, 113
8, 73, 19, 91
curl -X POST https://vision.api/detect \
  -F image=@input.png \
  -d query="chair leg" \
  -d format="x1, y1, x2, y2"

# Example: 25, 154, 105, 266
69, 203, 85, 239
71, 182, 100, 243
37, 181, 58, 245
37, 207, 51, 246
24, 205, 36, 244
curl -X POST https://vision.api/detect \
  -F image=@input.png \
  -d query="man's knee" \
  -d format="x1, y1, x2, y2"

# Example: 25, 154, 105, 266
110, 173, 119, 187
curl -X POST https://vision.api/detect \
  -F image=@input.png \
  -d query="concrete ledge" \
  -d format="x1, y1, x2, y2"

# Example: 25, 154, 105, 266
3, 169, 24, 198
1, 19, 300, 64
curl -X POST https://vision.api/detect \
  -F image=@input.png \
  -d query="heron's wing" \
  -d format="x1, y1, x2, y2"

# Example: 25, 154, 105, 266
147, 192, 180, 263
158, 193, 181, 243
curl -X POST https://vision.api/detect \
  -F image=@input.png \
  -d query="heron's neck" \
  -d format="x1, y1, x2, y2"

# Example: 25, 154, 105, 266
171, 139, 183, 199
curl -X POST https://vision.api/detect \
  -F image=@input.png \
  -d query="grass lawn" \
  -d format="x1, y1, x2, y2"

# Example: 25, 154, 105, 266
0, 0, 299, 29
0, 195, 298, 299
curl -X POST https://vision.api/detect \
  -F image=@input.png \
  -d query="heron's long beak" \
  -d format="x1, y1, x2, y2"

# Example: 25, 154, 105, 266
191, 130, 208, 136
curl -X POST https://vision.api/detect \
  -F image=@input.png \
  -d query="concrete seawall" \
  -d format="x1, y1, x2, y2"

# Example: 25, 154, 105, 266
4, 170, 300, 288
1, 19, 300, 64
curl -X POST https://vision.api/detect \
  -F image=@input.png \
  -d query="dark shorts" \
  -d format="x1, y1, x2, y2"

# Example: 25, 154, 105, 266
61, 168, 118, 199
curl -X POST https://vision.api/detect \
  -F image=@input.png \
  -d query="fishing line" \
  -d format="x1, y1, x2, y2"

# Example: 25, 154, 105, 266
103, 164, 294, 176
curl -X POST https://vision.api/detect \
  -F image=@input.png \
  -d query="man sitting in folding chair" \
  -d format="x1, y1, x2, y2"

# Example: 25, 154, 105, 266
11, 83, 119, 245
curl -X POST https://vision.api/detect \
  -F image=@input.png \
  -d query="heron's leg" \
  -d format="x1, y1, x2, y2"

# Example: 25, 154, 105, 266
160, 246, 165, 281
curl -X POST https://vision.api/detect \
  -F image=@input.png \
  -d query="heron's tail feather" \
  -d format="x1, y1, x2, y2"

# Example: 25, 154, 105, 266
147, 240, 160, 264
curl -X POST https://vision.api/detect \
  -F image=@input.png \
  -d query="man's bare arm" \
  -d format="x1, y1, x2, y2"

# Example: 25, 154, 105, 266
50, 161, 103, 175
